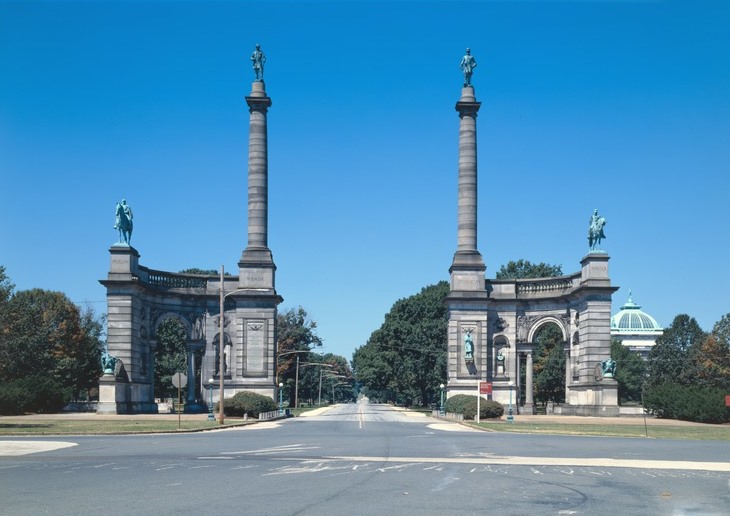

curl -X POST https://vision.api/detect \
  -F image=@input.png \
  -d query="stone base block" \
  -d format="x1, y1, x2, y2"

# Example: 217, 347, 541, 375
555, 404, 620, 417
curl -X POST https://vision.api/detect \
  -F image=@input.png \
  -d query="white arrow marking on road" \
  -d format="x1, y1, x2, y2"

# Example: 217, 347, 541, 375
0, 441, 77, 456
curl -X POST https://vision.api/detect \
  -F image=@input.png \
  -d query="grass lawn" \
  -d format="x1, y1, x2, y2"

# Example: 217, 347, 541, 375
0, 417, 257, 436
468, 420, 730, 441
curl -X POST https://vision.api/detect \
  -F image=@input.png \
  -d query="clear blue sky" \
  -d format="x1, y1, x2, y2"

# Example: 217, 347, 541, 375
2, 1, 729, 361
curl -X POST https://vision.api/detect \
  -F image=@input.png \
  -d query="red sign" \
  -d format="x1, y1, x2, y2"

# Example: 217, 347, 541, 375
725, 395, 730, 407
479, 382, 492, 395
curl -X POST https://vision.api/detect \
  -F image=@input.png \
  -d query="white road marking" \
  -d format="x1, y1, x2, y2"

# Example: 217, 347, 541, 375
0, 441, 77, 456
427, 423, 480, 432
326, 455, 730, 472
224, 444, 319, 455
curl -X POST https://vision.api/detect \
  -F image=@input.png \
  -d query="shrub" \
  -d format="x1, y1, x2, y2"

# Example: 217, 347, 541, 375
0, 375, 70, 415
0, 382, 30, 415
219, 391, 277, 418
444, 394, 504, 420
643, 383, 729, 424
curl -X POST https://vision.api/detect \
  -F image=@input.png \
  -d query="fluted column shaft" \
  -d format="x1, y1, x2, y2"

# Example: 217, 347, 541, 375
525, 352, 534, 407
245, 82, 272, 250
455, 87, 481, 252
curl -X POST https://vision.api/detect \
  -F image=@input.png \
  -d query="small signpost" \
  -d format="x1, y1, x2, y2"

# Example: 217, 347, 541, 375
171, 372, 187, 429
475, 382, 494, 423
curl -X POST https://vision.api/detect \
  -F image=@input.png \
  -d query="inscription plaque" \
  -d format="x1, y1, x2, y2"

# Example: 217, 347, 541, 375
245, 320, 266, 374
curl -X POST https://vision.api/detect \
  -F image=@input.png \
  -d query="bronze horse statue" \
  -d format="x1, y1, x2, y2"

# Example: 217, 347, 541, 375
588, 211, 606, 251
114, 200, 133, 244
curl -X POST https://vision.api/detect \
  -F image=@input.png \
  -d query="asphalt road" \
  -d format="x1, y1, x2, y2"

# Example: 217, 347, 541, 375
1, 400, 729, 516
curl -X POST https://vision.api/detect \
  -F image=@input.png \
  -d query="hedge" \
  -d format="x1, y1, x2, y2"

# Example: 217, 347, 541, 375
217, 391, 277, 418
643, 383, 729, 424
444, 394, 504, 420
0, 375, 70, 415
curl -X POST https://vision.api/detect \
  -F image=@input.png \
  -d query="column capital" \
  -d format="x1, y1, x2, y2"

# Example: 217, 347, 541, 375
246, 95, 272, 113
455, 100, 481, 118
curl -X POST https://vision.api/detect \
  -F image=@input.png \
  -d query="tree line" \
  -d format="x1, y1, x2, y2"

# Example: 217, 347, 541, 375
0, 266, 104, 413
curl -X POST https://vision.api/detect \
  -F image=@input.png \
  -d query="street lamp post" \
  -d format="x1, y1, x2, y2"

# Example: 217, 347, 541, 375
218, 266, 225, 425
276, 349, 311, 407
296, 362, 333, 408
507, 381, 514, 423
439, 383, 445, 416
319, 370, 344, 406
207, 378, 215, 421
278, 382, 284, 416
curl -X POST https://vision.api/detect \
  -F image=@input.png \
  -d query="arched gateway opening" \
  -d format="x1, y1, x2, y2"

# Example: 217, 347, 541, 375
519, 322, 566, 413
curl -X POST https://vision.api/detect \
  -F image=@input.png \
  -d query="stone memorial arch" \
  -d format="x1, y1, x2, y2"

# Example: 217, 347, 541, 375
446, 50, 619, 416
98, 48, 282, 414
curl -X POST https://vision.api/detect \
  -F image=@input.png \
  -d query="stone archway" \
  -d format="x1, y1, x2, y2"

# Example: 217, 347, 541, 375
528, 321, 567, 413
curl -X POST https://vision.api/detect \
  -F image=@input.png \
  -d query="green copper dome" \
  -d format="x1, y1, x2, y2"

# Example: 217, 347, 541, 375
611, 291, 662, 332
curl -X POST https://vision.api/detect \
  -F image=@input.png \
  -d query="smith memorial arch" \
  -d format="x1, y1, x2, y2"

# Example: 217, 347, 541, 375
99, 47, 619, 416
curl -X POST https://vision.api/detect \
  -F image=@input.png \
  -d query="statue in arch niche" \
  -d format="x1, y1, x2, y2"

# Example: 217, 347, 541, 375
464, 330, 474, 361
496, 347, 506, 376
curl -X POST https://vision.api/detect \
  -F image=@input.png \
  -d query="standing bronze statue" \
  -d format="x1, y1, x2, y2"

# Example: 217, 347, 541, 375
464, 330, 474, 361
460, 48, 477, 87
251, 43, 266, 81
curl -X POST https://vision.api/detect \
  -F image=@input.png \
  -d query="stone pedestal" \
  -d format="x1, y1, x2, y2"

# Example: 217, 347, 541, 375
97, 374, 128, 414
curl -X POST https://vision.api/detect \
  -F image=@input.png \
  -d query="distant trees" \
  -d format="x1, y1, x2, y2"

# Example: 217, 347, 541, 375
495, 260, 563, 279
644, 313, 730, 423
646, 314, 706, 388
352, 282, 449, 407
0, 266, 104, 414
154, 319, 188, 400
276, 306, 324, 407
610, 339, 646, 404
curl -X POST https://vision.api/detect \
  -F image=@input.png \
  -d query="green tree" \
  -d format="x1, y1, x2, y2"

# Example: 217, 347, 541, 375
495, 260, 563, 279
610, 339, 646, 404
646, 314, 705, 387
711, 313, 730, 347
0, 265, 14, 305
690, 334, 730, 390
276, 307, 323, 407
294, 352, 354, 405
154, 319, 187, 400
178, 268, 233, 276
57, 306, 104, 401
0, 287, 100, 412
353, 282, 449, 406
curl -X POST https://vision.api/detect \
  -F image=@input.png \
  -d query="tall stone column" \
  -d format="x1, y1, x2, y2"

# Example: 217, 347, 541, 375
450, 86, 486, 279
240, 81, 276, 290
230, 65, 283, 402
445, 72, 489, 400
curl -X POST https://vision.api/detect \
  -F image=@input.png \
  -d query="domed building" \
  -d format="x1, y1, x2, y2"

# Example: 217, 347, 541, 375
611, 291, 663, 359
